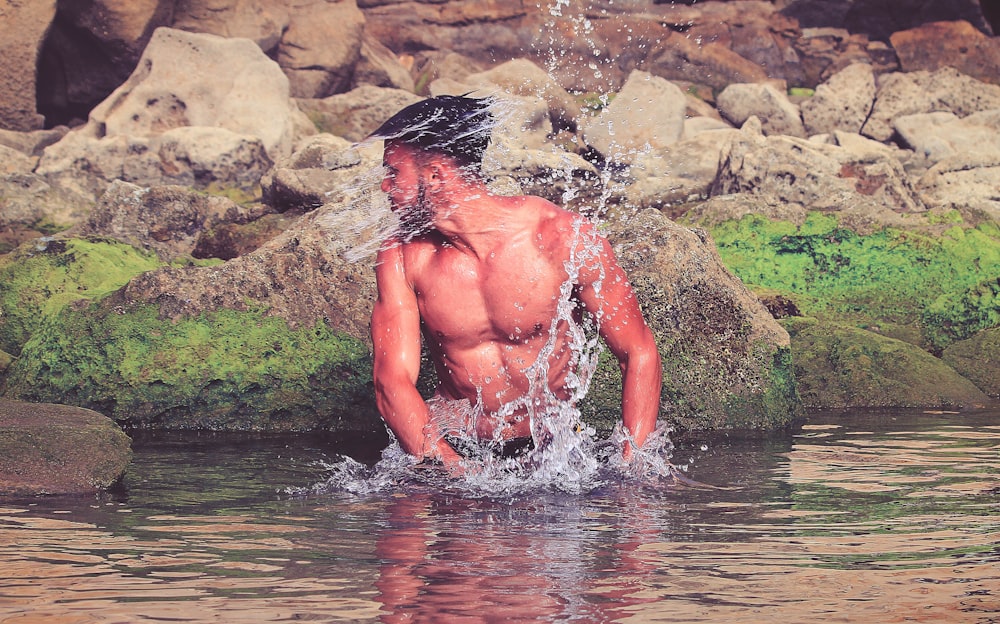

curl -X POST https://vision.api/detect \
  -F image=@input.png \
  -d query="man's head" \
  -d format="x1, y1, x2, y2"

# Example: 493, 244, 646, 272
369, 95, 496, 172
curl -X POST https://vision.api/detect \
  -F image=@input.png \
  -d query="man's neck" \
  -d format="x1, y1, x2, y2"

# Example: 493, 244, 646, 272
431, 183, 527, 259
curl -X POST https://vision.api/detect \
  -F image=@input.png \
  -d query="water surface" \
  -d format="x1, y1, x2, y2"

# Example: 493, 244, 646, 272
2, 409, 998, 623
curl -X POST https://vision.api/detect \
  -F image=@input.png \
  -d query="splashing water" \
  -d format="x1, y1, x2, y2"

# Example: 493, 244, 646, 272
304, 2, 681, 497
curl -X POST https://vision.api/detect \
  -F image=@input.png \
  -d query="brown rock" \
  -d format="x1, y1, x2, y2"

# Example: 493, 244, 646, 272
0, 399, 132, 496
890, 21, 1000, 86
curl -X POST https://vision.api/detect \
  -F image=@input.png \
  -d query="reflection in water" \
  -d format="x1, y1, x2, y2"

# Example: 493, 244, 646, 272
1, 411, 998, 623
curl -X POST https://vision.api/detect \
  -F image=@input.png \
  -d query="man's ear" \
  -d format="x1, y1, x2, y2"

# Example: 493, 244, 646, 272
425, 159, 450, 189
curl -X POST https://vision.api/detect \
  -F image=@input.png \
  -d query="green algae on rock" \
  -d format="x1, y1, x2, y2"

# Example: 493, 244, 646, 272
782, 317, 991, 409
706, 212, 1000, 352
4, 302, 378, 432
0, 237, 162, 356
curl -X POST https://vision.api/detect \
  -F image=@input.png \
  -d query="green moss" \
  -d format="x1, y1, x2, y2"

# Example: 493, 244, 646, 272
707, 213, 1000, 351
5, 303, 378, 431
0, 238, 162, 355
788, 87, 814, 97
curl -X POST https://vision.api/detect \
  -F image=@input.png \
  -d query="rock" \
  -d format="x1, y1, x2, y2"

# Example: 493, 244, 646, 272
942, 328, 1000, 398
0, 0, 56, 131
783, 318, 992, 410
261, 133, 371, 212
790, 27, 898, 88
894, 109, 1000, 167
0, 399, 132, 496
590, 209, 800, 432
37, 0, 173, 127
0, 171, 96, 251
642, 30, 772, 91
70, 181, 272, 263
277, 0, 366, 98
3, 165, 388, 429
0, 126, 69, 157
916, 151, 1000, 218
461, 59, 582, 133
890, 21, 1000, 86
625, 128, 740, 211
352, 32, 416, 92
581, 71, 687, 162
717, 83, 806, 138
35, 27, 309, 198
862, 67, 1000, 142
778, 0, 994, 44
171, 0, 291, 54
0, 237, 162, 356
711, 118, 926, 227
483, 139, 600, 206
296, 86, 423, 143
800, 62, 876, 136
409, 51, 486, 95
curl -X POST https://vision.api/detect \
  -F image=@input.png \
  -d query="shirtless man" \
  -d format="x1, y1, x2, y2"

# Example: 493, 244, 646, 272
369, 95, 661, 468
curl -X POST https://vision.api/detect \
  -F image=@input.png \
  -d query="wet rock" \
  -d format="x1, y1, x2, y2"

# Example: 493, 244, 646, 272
0, 399, 132, 496
296, 86, 423, 143
625, 128, 740, 211
461, 59, 582, 133
783, 318, 992, 410
0, 0, 56, 131
277, 0, 366, 98
581, 71, 687, 162
862, 67, 1000, 142
800, 62, 876, 136
591, 209, 800, 432
890, 20, 1000, 85
261, 133, 372, 212
942, 328, 1000, 398
717, 83, 807, 137
0, 236, 162, 356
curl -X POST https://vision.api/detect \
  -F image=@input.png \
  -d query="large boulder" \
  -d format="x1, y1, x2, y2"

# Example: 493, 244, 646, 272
0, 399, 132, 496
942, 328, 1000, 398
0, 0, 56, 131
590, 209, 800, 432
783, 318, 992, 409
36, 27, 311, 198
277, 0, 366, 98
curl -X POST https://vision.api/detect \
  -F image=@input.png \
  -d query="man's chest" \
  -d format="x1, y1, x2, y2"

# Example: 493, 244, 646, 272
413, 251, 569, 345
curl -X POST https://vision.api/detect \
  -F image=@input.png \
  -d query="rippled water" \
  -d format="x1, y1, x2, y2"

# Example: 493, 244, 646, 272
2, 409, 998, 623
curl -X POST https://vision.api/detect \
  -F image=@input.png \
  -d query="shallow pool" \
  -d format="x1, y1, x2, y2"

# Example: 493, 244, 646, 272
2, 409, 998, 623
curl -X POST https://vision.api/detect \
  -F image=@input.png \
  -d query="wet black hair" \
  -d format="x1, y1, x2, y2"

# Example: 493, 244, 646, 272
368, 95, 496, 170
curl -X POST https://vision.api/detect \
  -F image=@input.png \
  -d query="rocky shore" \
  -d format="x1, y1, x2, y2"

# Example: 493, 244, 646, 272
1, 0, 998, 491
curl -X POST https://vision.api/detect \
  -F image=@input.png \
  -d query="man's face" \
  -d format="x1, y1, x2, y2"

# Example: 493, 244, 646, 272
381, 142, 433, 238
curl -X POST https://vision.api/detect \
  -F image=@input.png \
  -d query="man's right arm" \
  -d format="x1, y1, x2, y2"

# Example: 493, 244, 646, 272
371, 243, 462, 465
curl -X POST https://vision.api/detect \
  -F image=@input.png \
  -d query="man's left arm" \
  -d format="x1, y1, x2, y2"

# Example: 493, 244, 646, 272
575, 226, 662, 456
